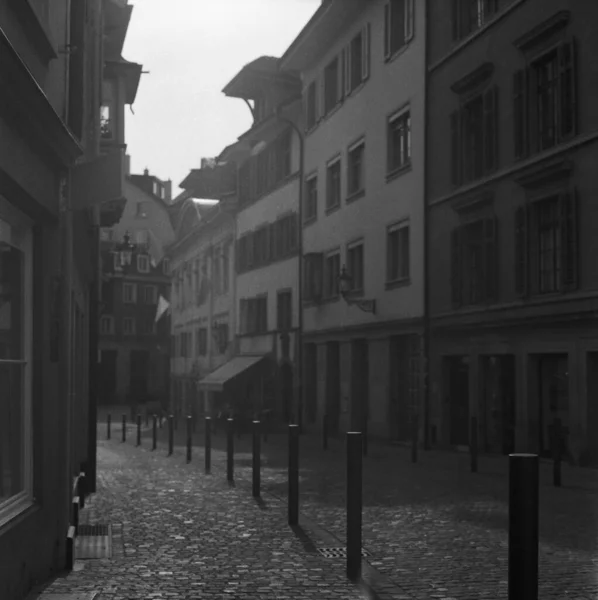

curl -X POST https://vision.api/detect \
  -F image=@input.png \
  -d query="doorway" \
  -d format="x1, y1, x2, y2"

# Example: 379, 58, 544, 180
325, 342, 341, 434
445, 355, 470, 446
350, 339, 369, 431
536, 354, 568, 457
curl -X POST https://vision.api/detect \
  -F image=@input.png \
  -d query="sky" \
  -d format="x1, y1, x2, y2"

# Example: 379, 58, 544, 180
123, 0, 320, 196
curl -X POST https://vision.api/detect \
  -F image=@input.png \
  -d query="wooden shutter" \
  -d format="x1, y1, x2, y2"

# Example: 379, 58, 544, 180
514, 206, 528, 297
558, 38, 577, 140
483, 217, 498, 302
384, 2, 391, 59
560, 190, 578, 291
513, 69, 528, 160
483, 86, 499, 173
362, 23, 371, 81
450, 109, 461, 187
451, 227, 463, 308
405, 0, 414, 43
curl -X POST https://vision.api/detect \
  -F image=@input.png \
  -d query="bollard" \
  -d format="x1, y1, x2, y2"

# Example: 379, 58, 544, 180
136, 414, 142, 447
152, 414, 157, 450
77, 472, 86, 509
411, 413, 418, 463
323, 413, 328, 451
552, 417, 562, 488
252, 420, 261, 497
347, 432, 363, 582
508, 453, 539, 600
470, 415, 478, 473
168, 415, 174, 456
205, 417, 212, 474
288, 424, 299, 526
107, 414, 111, 440
186, 416, 192, 463
362, 420, 368, 458
122, 414, 126, 443
72, 497, 79, 534
227, 418, 234, 482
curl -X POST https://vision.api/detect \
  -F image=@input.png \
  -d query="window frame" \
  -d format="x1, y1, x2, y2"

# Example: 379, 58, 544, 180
347, 138, 366, 199
325, 156, 342, 212
143, 285, 158, 305
323, 249, 341, 300
384, 0, 415, 61
137, 254, 150, 274
346, 239, 365, 294
122, 282, 137, 304
387, 106, 412, 176
277, 289, 293, 331
123, 317, 136, 336
304, 173, 318, 223
100, 315, 115, 335
386, 220, 411, 285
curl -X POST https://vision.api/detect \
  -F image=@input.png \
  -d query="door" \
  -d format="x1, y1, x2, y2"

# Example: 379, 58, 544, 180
99, 350, 117, 405
350, 339, 369, 431
447, 356, 470, 446
537, 354, 568, 457
326, 342, 341, 434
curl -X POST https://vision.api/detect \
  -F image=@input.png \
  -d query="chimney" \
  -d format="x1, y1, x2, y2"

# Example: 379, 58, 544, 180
124, 154, 131, 176
143, 168, 149, 176
165, 179, 172, 202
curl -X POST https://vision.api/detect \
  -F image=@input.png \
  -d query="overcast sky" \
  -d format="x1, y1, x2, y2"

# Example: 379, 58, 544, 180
123, 0, 319, 196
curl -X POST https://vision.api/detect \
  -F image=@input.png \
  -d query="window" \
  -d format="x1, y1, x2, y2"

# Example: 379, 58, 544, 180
275, 129, 292, 181
452, 0, 497, 41
100, 315, 115, 334
305, 175, 318, 222
162, 258, 170, 275
303, 253, 324, 303
0, 213, 33, 520
144, 285, 158, 304
100, 104, 113, 140
222, 245, 230, 294
324, 56, 341, 115
346, 25, 370, 93
515, 192, 578, 296
326, 159, 341, 210
451, 87, 498, 186
253, 227, 270, 268
346, 242, 365, 292
387, 222, 410, 283
277, 290, 292, 331
451, 217, 498, 307
323, 252, 341, 299
240, 296, 268, 334
384, 0, 414, 59
137, 255, 150, 273
135, 230, 149, 245
214, 322, 229, 354
122, 283, 137, 303
100, 228, 114, 242
142, 319, 156, 335
388, 109, 411, 174
136, 202, 148, 218
513, 41, 577, 160
196, 328, 207, 356
306, 81, 317, 129
347, 140, 365, 196
123, 317, 136, 335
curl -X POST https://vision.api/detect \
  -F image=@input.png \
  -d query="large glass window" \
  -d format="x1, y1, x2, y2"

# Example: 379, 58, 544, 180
0, 209, 32, 522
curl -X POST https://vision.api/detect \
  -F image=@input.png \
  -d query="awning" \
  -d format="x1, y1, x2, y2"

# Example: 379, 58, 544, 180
198, 355, 266, 392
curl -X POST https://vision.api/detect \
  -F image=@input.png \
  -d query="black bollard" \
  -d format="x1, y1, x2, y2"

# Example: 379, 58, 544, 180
136, 414, 142, 447
323, 413, 328, 451
552, 417, 562, 488
77, 472, 86, 509
470, 415, 478, 473
186, 416, 192, 464
168, 415, 174, 456
347, 432, 363, 582
227, 418, 234, 482
72, 496, 79, 534
411, 413, 418, 463
288, 424, 299, 526
107, 414, 111, 440
362, 420, 368, 458
205, 417, 212, 474
252, 420, 261, 498
152, 414, 157, 451
121, 414, 126, 443
174, 412, 178, 431
508, 454, 539, 600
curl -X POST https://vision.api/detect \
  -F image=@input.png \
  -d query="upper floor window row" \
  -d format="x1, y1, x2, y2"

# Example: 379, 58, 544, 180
452, 0, 498, 42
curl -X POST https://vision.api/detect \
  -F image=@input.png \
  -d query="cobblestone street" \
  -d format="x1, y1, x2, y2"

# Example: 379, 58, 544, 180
39, 415, 598, 599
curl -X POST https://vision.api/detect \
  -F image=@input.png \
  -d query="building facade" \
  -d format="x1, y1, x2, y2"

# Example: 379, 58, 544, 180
426, 0, 598, 463
0, 0, 139, 597
98, 168, 174, 410
280, 0, 427, 439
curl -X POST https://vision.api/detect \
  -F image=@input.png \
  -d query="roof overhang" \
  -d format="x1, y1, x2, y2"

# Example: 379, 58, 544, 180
280, 0, 364, 72
103, 0, 133, 59
179, 162, 237, 198
105, 58, 142, 104
222, 56, 298, 99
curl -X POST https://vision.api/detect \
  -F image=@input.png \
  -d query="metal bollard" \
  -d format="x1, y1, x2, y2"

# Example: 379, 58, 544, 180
411, 413, 418, 463
552, 417, 562, 488
347, 432, 363, 582
288, 424, 299, 526
152, 414, 157, 451
122, 414, 126, 443
77, 472, 86, 509
72, 497, 79, 534
174, 412, 178, 431
252, 420, 261, 497
323, 413, 328, 450
227, 418, 234, 482
186, 416, 192, 463
168, 415, 174, 456
508, 454, 539, 600
136, 414, 142, 447
205, 417, 212, 474
107, 413, 111, 440
470, 415, 478, 473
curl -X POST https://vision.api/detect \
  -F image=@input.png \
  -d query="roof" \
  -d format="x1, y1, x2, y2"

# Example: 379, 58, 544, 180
105, 57, 143, 104
222, 55, 297, 99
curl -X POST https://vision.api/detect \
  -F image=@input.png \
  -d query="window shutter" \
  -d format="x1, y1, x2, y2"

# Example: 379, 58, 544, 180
384, 2, 391, 59
483, 85, 499, 173
451, 227, 462, 308
450, 109, 461, 187
451, 0, 460, 40
362, 23, 371, 81
303, 255, 313, 301
484, 217, 498, 302
339, 50, 346, 103
405, 0, 414, 43
319, 73, 326, 119
514, 206, 528, 297
558, 38, 577, 140
313, 253, 324, 301
561, 190, 578, 291
344, 42, 352, 96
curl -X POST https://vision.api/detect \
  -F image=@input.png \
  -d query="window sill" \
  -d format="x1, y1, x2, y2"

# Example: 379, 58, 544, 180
386, 278, 411, 291
384, 40, 413, 66
325, 203, 341, 216
346, 189, 365, 204
0, 495, 37, 532
303, 215, 318, 228
386, 163, 412, 183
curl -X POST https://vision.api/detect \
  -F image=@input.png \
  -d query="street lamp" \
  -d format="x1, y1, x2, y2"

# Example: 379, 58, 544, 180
338, 264, 377, 315
116, 231, 136, 271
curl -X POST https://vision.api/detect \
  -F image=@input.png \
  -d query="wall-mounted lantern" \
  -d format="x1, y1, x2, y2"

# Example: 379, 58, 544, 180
339, 265, 376, 315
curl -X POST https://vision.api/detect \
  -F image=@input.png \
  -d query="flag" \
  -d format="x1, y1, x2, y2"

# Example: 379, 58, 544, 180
147, 229, 164, 268
155, 295, 170, 323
